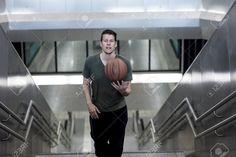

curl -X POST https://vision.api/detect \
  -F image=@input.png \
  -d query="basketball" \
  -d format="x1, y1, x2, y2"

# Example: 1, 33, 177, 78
105, 58, 128, 81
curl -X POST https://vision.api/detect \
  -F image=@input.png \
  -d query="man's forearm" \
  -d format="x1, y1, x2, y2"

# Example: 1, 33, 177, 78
83, 84, 92, 105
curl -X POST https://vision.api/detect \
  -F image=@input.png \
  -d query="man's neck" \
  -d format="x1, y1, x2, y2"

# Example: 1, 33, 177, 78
100, 51, 116, 65
101, 51, 116, 61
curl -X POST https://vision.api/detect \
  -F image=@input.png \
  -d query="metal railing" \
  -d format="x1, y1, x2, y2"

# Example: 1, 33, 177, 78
132, 110, 145, 138
138, 90, 236, 147
0, 100, 71, 148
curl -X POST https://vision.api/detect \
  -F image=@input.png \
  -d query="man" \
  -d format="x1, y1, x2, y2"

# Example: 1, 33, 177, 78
83, 29, 132, 157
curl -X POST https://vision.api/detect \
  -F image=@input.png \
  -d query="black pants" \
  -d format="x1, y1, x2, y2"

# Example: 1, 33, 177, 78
90, 106, 128, 157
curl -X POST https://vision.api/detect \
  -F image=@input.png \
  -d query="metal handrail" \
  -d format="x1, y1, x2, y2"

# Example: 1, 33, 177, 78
138, 122, 152, 146
133, 110, 145, 137
0, 114, 58, 145
57, 122, 71, 147
138, 90, 236, 146
155, 90, 236, 135
0, 100, 71, 147
152, 112, 236, 144
0, 100, 58, 139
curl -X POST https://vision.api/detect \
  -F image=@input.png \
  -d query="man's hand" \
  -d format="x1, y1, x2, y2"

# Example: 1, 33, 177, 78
87, 102, 101, 119
83, 76, 100, 119
111, 81, 131, 96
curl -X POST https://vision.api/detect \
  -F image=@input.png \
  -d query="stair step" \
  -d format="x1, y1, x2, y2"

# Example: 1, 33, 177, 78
36, 152, 185, 157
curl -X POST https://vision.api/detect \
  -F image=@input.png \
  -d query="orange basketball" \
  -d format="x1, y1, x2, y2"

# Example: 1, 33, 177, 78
105, 58, 128, 81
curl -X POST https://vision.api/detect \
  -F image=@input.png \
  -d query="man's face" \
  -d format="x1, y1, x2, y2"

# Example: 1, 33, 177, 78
100, 34, 117, 54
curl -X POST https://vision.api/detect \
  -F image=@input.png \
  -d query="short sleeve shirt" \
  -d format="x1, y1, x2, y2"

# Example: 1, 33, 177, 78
83, 53, 132, 112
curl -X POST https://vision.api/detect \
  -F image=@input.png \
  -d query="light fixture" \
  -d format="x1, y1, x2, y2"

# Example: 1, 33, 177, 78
32, 73, 182, 85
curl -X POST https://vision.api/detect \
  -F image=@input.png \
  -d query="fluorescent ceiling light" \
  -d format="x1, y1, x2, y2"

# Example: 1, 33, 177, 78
32, 73, 182, 85
8, 9, 35, 15
183, 72, 230, 84
32, 75, 83, 85
132, 73, 182, 83
105, 7, 145, 13
207, 9, 226, 14
8, 76, 28, 87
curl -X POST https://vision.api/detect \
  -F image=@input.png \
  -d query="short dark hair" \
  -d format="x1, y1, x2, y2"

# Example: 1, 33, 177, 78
100, 29, 117, 41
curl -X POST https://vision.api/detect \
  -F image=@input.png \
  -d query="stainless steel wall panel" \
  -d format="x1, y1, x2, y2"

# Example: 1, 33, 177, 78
202, 0, 235, 13
227, 5, 236, 91
149, 1, 236, 155
0, 25, 62, 156
191, 59, 204, 116
0, 0, 6, 13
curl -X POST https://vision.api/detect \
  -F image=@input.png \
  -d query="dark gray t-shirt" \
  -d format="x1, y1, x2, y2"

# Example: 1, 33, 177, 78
83, 53, 132, 112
